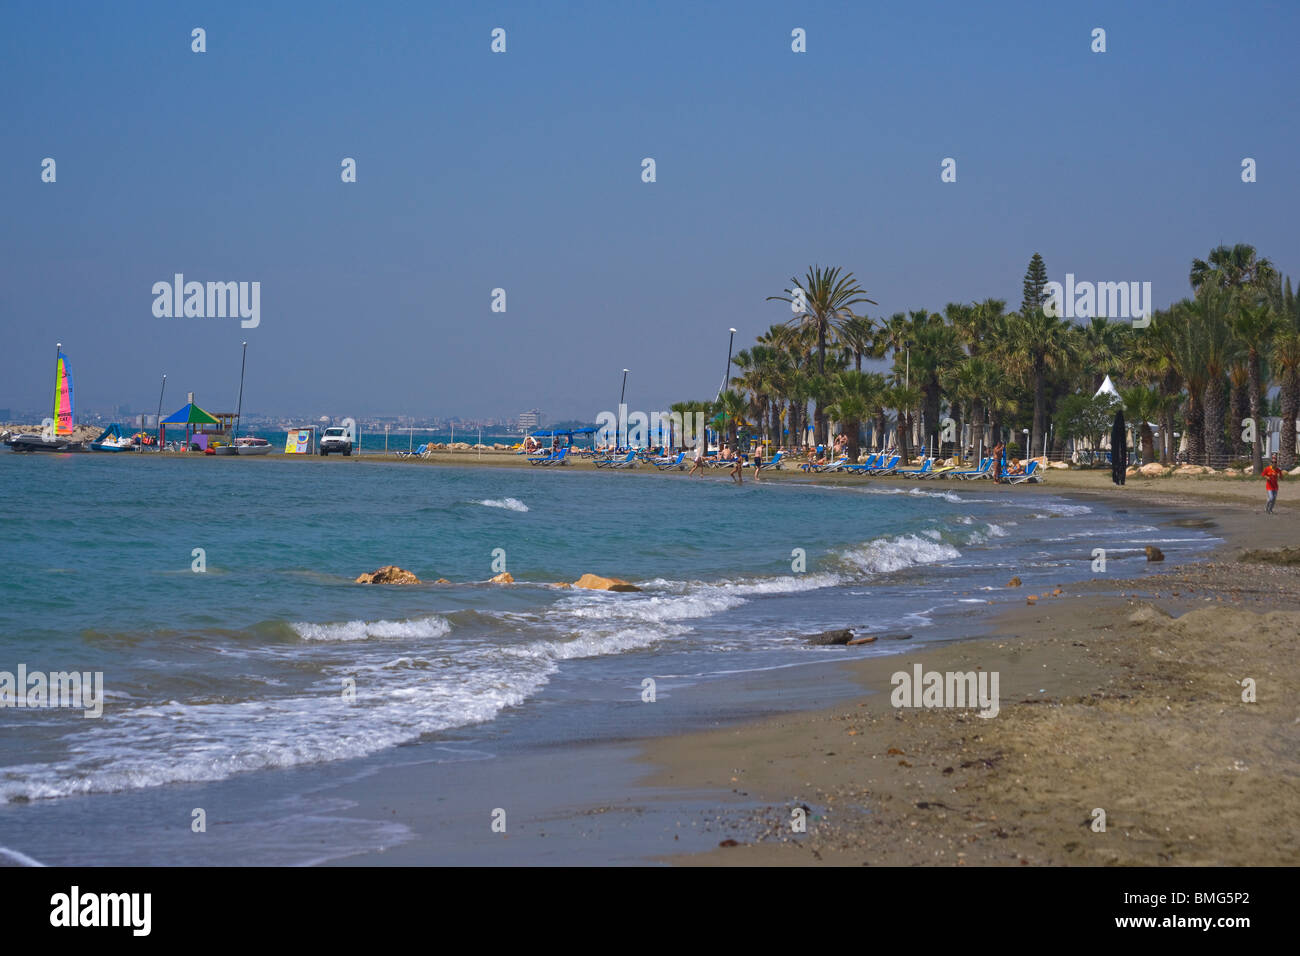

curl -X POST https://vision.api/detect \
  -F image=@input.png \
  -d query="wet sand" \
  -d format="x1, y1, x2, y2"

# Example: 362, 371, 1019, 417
643, 480, 1299, 865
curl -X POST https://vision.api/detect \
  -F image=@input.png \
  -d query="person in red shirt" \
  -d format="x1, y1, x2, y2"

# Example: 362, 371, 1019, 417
1262, 454, 1283, 514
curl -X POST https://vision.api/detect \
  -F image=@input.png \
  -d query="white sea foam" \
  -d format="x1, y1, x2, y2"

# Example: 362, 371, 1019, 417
839, 534, 962, 574
477, 497, 529, 512
290, 615, 452, 642
507, 623, 690, 662
560, 590, 745, 623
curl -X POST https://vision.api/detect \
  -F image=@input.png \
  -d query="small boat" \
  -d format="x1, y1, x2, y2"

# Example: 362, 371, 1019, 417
3, 345, 85, 453
233, 436, 273, 455
89, 423, 137, 453
4, 432, 82, 453
220, 342, 272, 455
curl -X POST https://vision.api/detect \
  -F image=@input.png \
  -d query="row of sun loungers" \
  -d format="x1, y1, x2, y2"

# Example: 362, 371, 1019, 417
796, 454, 1042, 482
403, 443, 1040, 482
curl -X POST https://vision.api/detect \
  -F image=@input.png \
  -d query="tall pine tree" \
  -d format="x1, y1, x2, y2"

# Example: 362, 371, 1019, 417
1021, 253, 1049, 317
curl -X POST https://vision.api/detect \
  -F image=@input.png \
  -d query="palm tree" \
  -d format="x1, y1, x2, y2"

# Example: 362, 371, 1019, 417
1190, 243, 1277, 295
907, 313, 964, 454
835, 314, 877, 371
884, 383, 921, 462
948, 355, 999, 460
827, 370, 887, 460
1120, 386, 1161, 463
1228, 361, 1250, 460
714, 390, 747, 449
1270, 276, 1300, 468
1080, 316, 1133, 393
768, 266, 876, 446
1192, 288, 1241, 464
1005, 307, 1072, 458
1231, 301, 1278, 474
670, 399, 714, 453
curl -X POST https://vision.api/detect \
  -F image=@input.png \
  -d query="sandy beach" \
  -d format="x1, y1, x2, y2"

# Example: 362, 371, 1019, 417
633, 475, 1299, 866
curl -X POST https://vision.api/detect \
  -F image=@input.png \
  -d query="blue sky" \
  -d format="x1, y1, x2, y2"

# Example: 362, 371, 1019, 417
2, 0, 1297, 420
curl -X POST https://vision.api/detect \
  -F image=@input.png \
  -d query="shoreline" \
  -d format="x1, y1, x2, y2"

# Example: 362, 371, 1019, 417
636, 482, 1298, 866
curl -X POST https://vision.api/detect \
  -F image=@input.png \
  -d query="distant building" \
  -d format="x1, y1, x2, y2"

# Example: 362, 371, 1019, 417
517, 409, 542, 434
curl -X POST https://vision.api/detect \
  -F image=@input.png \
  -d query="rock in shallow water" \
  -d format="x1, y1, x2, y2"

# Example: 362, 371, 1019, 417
807, 628, 855, 646
572, 573, 640, 592
355, 565, 421, 585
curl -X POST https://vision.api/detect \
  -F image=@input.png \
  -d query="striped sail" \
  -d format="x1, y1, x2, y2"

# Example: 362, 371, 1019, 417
54, 350, 74, 436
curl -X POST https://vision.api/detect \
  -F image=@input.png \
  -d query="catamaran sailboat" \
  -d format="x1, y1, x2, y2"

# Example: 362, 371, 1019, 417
214, 341, 273, 455
4, 344, 84, 452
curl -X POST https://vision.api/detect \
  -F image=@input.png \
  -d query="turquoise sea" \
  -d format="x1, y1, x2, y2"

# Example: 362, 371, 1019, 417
0, 451, 1216, 863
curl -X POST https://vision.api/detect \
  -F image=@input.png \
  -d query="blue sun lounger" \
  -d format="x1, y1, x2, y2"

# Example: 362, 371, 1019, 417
844, 453, 882, 474
949, 457, 992, 480
595, 450, 634, 468
1006, 460, 1041, 483
866, 454, 901, 475
895, 458, 934, 478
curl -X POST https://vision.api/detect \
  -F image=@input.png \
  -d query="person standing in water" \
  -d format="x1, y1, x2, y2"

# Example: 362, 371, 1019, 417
1263, 454, 1283, 513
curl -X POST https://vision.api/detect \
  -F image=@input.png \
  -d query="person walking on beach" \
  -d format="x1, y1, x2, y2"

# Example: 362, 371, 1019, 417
688, 444, 706, 477
730, 453, 744, 485
1110, 409, 1128, 486
753, 446, 763, 482
1263, 454, 1283, 513
991, 441, 1004, 483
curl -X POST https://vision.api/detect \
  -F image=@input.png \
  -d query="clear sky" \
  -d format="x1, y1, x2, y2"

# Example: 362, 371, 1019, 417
2, 0, 1297, 420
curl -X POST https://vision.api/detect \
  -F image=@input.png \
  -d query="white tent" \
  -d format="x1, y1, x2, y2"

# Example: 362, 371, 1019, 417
1094, 375, 1121, 401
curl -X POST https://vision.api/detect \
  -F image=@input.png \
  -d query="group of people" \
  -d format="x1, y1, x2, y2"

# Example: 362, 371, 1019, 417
687, 443, 763, 483
988, 441, 1028, 482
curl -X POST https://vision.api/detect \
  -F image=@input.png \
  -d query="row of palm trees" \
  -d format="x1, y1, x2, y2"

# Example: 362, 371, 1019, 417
672, 247, 1300, 471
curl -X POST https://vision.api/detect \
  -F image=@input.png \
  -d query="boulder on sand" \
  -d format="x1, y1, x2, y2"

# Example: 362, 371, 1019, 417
1007, 576, 1022, 588
489, 572, 514, 583
356, 565, 421, 585
573, 573, 641, 592
1145, 546, 1165, 562
1139, 462, 1170, 477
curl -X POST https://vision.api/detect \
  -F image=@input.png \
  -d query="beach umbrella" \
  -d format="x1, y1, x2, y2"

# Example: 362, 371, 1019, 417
1111, 409, 1128, 485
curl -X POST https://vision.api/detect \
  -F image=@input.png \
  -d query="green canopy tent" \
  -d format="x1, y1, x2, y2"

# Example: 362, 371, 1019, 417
159, 401, 221, 449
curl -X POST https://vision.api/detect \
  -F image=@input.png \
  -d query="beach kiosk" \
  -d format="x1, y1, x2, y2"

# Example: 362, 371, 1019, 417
159, 400, 222, 450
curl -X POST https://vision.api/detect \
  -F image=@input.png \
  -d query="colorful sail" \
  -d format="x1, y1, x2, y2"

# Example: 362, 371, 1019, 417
54, 350, 74, 436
